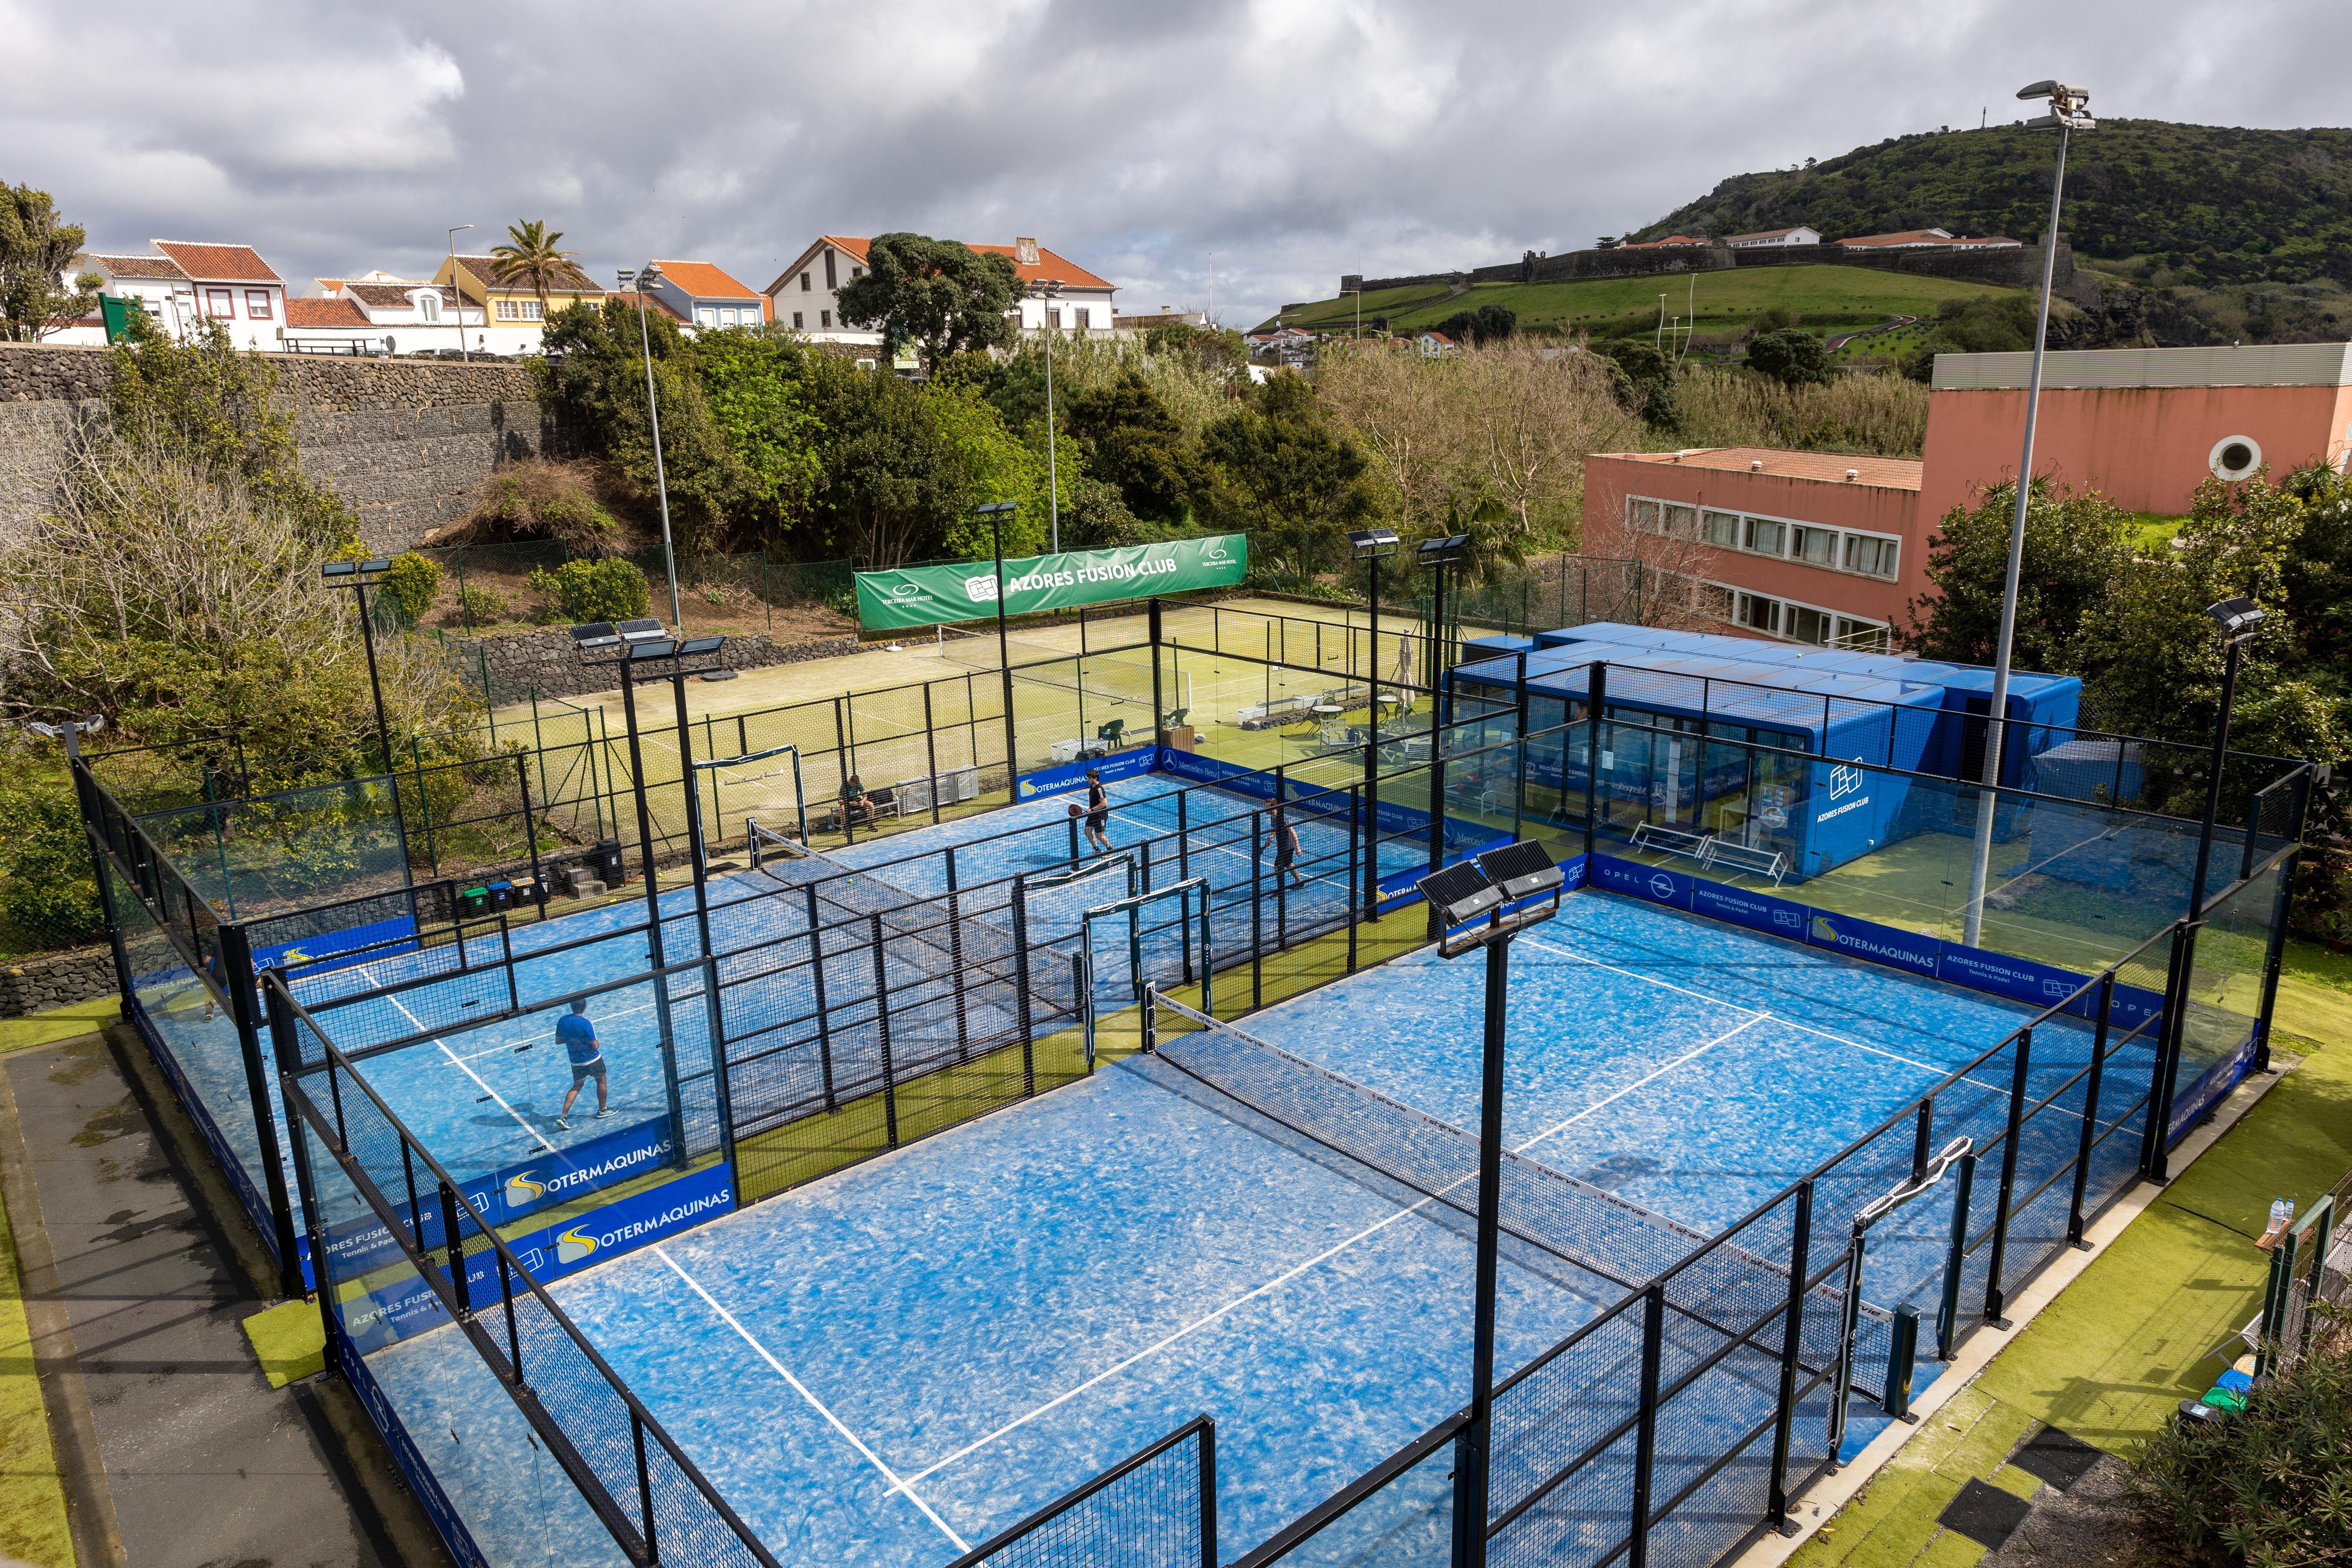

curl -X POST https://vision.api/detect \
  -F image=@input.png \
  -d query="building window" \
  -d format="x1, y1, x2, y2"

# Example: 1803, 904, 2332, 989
699, 307, 719, 328
1048, 307, 1063, 330
824, 251, 837, 290
820, 310, 832, 329
1627, 497, 1661, 533
1744, 517, 1786, 555
1790, 524, 1838, 567
418, 293, 441, 322
1836, 618, 1891, 651
1706, 580, 1888, 649
1075, 307, 1091, 329
852, 266, 864, 279
245, 289, 273, 320
1736, 593, 1780, 634
800, 272, 812, 291
792, 312, 804, 329
1660, 503, 1697, 539
204, 287, 234, 318
1696, 582, 1733, 620
1787, 604, 1833, 644
495, 299, 545, 321
1701, 509, 1740, 547
1844, 535, 1900, 579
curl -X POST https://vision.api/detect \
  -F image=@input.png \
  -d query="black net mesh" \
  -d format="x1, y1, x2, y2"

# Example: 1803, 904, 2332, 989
951, 1418, 1208, 1568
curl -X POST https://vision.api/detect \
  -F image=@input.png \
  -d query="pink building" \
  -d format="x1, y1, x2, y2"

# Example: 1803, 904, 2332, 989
1585, 343, 2352, 651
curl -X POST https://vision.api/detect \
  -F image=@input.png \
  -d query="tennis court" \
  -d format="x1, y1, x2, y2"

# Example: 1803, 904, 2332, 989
343, 860, 2137, 1566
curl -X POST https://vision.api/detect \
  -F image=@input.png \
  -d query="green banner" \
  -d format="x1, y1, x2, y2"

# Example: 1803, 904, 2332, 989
854, 533, 1249, 631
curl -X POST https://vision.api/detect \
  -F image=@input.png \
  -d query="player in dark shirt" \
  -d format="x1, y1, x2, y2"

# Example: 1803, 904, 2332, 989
1082, 769, 1113, 854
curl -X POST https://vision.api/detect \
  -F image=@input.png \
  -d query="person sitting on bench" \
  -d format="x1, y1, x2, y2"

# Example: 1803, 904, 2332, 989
840, 775, 877, 827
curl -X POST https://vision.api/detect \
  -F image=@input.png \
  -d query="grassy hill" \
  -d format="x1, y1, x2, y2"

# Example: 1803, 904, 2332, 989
1637, 119, 2352, 288
1261, 265, 2023, 348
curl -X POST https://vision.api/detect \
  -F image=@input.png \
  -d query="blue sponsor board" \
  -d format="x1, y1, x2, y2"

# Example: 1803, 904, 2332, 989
324, 1118, 677, 1279
1560, 854, 1588, 893
342, 1160, 736, 1355
1587, 854, 2169, 1036
332, 1328, 489, 1567
2170, 1030, 2257, 1143
1016, 746, 1158, 801
254, 914, 420, 978
1155, 747, 1275, 798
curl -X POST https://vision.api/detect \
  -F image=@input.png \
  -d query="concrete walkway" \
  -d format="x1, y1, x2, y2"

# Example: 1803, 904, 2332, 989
0, 1020, 448, 1568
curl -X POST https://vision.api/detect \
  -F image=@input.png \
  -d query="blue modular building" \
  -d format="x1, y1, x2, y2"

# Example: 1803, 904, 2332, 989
1450, 623, 2082, 882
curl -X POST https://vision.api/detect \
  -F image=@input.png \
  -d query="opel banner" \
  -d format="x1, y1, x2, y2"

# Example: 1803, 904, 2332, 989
853, 533, 1249, 631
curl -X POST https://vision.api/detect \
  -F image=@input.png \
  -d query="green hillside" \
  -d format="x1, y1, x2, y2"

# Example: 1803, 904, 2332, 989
1636, 119, 2352, 287
1261, 265, 2021, 344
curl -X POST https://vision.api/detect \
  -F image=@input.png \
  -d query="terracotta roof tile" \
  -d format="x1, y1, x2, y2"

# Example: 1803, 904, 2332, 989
770, 236, 1114, 294
608, 290, 689, 322
285, 298, 371, 329
343, 283, 459, 307
645, 260, 764, 301
89, 253, 188, 280
151, 241, 281, 282
451, 254, 604, 295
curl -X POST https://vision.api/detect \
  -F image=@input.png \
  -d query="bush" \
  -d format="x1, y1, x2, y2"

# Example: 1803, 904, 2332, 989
1746, 328, 1834, 387
455, 584, 510, 626
529, 557, 650, 624
2130, 1332, 2352, 1564
0, 770, 106, 952
378, 552, 444, 626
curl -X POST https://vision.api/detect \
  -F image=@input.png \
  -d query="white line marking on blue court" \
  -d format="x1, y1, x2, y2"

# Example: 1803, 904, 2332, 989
1508, 1015, 1767, 1162
653, 1244, 971, 1552
453, 1001, 656, 1062
361, 966, 559, 1155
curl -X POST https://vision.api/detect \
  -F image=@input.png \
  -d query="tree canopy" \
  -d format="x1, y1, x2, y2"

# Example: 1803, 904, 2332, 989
0, 182, 97, 343
834, 235, 1021, 373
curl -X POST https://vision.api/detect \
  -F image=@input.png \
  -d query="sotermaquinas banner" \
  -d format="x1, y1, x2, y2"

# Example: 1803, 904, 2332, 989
854, 533, 1249, 631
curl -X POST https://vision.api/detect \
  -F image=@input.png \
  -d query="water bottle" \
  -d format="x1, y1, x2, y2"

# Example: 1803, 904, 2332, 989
2270, 1196, 2295, 1232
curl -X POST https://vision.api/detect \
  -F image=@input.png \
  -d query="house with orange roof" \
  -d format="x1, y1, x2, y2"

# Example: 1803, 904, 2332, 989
312, 276, 487, 355
636, 260, 769, 333
429, 253, 604, 354
70, 242, 286, 348
763, 236, 1117, 349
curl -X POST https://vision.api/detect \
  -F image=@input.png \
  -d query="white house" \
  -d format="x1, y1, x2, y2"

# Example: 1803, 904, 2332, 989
158, 242, 287, 349
763, 236, 1117, 346
311, 274, 490, 355
1416, 331, 1458, 358
638, 260, 770, 333
1727, 226, 1822, 248
75, 251, 197, 341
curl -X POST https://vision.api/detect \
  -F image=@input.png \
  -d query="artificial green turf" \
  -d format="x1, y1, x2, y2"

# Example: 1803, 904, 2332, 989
0, 997, 118, 1057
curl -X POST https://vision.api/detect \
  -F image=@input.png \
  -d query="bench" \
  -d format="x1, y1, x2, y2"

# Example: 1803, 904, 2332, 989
1629, 821, 1789, 887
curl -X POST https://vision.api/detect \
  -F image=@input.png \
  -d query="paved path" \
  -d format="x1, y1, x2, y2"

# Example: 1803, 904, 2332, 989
0, 1023, 447, 1568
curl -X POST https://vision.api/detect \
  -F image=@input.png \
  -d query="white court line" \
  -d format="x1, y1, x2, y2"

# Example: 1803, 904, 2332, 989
359, 963, 559, 1155
894, 1016, 1769, 1494
654, 1245, 971, 1553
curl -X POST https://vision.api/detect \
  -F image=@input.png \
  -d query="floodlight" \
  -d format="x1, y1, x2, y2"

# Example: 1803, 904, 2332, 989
640, 262, 664, 283
2205, 597, 2266, 641
973, 501, 1016, 516
1416, 533, 1470, 566
617, 618, 668, 642
1475, 839, 1563, 901
321, 561, 355, 579
628, 637, 677, 661
677, 635, 726, 657
570, 622, 623, 652
1348, 527, 1400, 557
361, 558, 391, 573
25, 715, 103, 741
1418, 861, 1501, 930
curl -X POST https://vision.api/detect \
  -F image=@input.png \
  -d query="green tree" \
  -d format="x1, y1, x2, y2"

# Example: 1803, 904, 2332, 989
1438, 304, 1518, 346
692, 328, 824, 534
1591, 340, 1682, 432
1900, 295, 2041, 382
379, 552, 444, 625
0, 183, 99, 343
1199, 377, 1375, 583
929, 383, 1045, 559
537, 300, 739, 550
834, 235, 1020, 374
1746, 328, 1834, 387
491, 219, 581, 315
1904, 479, 2133, 673
804, 355, 966, 567
1065, 370, 1209, 522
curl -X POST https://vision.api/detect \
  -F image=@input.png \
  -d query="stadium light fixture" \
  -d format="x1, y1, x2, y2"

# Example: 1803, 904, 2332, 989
2205, 597, 2265, 643
1415, 837, 1564, 1568
25, 714, 105, 761
1961, 77, 2091, 950
974, 501, 1021, 780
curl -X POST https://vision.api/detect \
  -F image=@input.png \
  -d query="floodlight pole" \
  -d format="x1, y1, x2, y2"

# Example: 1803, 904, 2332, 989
352, 577, 395, 774
1450, 927, 1510, 1568
623, 266, 686, 633
611, 649, 690, 1167
1033, 280, 1065, 553
977, 502, 1020, 787
1964, 84, 2087, 948
2187, 629, 2251, 928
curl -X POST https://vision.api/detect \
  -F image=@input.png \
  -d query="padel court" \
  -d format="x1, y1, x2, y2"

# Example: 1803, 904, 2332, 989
353, 790, 2137, 1566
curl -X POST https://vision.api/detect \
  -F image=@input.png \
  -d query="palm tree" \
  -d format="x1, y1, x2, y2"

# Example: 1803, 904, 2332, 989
489, 220, 578, 315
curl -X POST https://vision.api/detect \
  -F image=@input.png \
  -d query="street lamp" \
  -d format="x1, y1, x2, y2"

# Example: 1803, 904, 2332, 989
445, 225, 472, 360
1415, 839, 1566, 1568
1031, 279, 1067, 554
974, 501, 1021, 787
619, 265, 686, 633
1349, 528, 1401, 921
1962, 79, 2094, 948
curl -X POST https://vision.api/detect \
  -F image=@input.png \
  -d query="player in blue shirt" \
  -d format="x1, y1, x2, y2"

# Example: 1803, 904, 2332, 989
555, 999, 610, 1130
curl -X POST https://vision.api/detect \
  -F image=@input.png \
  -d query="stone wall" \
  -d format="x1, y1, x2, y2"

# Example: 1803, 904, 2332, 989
1346, 238, 2073, 303
0, 946, 116, 1020
0, 343, 548, 551
447, 625, 887, 703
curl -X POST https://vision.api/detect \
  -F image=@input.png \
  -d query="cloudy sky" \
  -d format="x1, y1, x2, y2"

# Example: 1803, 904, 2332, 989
7, 0, 2346, 331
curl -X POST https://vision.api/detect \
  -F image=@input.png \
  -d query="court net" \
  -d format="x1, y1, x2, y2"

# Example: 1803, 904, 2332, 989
1145, 991, 1859, 1341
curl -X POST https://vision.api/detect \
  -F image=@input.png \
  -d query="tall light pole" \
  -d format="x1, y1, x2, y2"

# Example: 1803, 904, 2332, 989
1415, 841, 1566, 1568
446, 225, 472, 361
1350, 528, 1400, 920
1031, 279, 1067, 553
975, 501, 1021, 787
1962, 79, 2094, 948
322, 557, 415, 889
620, 265, 686, 633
